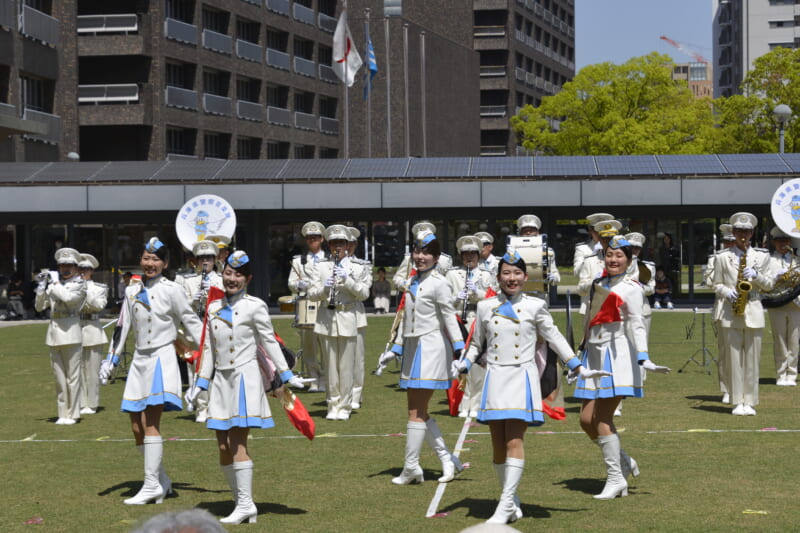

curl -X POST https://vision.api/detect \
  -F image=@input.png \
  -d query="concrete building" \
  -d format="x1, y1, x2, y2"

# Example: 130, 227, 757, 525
672, 62, 713, 99
713, 0, 799, 98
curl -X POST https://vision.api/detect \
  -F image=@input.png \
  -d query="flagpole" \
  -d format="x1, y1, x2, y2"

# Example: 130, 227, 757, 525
344, 2, 350, 159
420, 30, 426, 158
403, 22, 410, 158
365, 8, 372, 158
384, 17, 391, 158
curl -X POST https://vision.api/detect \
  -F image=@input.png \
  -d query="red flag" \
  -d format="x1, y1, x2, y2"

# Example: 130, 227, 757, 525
187, 287, 226, 367
446, 380, 464, 416
280, 390, 315, 440
542, 401, 566, 420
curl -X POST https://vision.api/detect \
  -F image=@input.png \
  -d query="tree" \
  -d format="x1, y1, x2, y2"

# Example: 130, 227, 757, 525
511, 53, 717, 156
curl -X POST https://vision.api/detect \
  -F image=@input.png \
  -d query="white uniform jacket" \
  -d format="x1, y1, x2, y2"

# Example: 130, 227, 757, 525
767, 250, 800, 308
481, 254, 500, 277
401, 270, 463, 343
113, 276, 203, 354
287, 252, 325, 294
309, 256, 371, 337
175, 270, 224, 314
465, 292, 580, 368
35, 276, 86, 347
351, 257, 373, 327
625, 259, 655, 316
197, 292, 292, 387
577, 253, 604, 314
81, 280, 108, 347
712, 247, 774, 329
586, 277, 649, 357
573, 240, 596, 276
446, 265, 497, 311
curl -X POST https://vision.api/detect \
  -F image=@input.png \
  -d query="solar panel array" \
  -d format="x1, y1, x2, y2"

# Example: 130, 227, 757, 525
0, 154, 798, 184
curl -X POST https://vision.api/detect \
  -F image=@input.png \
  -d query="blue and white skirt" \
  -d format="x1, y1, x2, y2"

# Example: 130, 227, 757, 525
121, 344, 182, 413
399, 330, 452, 390
207, 359, 274, 431
477, 361, 544, 426
573, 341, 643, 400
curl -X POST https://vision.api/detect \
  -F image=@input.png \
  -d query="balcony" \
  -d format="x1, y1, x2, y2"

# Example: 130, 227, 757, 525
320, 116, 339, 135
266, 48, 291, 70
20, 5, 59, 46
236, 39, 261, 62
78, 84, 139, 104
295, 111, 317, 131
266, 0, 290, 16
0, 0, 13, 29
480, 105, 507, 117
480, 65, 506, 77
202, 29, 232, 54
77, 14, 138, 33
165, 18, 198, 45
319, 64, 338, 84
267, 106, 292, 126
294, 57, 317, 78
22, 108, 61, 144
165, 86, 198, 110
474, 26, 506, 38
515, 67, 525, 82
480, 145, 507, 156
525, 72, 535, 86
240, 0, 261, 4
293, 3, 315, 25
0, 102, 15, 119
203, 93, 232, 116
318, 12, 337, 33
237, 100, 263, 121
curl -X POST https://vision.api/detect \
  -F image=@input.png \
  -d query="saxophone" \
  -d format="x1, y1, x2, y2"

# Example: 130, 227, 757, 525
732, 251, 751, 315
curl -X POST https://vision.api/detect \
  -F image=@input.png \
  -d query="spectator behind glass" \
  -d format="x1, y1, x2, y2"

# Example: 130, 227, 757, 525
373, 267, 391, 314
653, 266, 674, 309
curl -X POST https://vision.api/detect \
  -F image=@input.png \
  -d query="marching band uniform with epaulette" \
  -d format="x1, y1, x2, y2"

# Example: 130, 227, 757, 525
308, 254, 371, 420
80, 279, 108, 414
350, 256, 373, 410
706, 249, 731, 398
625, 258, 655, 333
574, 239, 596, 277
288, 250, 326, 390
766, 247, 800, 386
481, 254, 500, 277
35, 263, 87, 423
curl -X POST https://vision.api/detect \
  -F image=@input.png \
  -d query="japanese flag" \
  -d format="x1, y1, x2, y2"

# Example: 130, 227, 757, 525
332, 7, 363, 87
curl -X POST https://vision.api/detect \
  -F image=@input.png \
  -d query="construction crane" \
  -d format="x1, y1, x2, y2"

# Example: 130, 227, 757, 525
659, 35, 709, 64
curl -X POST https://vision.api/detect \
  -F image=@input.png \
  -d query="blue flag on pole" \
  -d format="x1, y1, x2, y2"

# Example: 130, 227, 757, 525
363, 33, 378, 100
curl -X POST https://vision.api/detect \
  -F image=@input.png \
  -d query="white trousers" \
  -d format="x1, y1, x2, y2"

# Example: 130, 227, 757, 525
767, 305, 800, 384
80, 344, 104, 410
320, 335, 356, 414
715, 320, 730, 394
725, 326, 762, 407
352, 327, 366, 405
298, 327, 324, 380
50, 343, 83, 420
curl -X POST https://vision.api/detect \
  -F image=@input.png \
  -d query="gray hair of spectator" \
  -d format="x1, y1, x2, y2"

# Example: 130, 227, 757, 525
131, 508, 226, 533
459, 523, 522, 533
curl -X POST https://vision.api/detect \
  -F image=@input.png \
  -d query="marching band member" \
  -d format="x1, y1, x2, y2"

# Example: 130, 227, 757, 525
35, 247, 87, 425
207, 234, 232, 272
706, 224, 736, 402
446, 235, 495, 418
308, 225, 370, 420
516, 214, 560, 294
475, 231, 500, 277
577, 220, 623, 315
452, 249, 606, 525
188, 250, 305, 525
386, 229, 465, 486
766, 226, 800, 386
575, 235, 670, 499
711, 212, 773, 415
625, 233, 655, 331
175, 239, 224, 423
100, 237, 203, 505
288, 221, 326, 392
78, 253, 108, 415
574, 213, 614, 276
347, 226, 372, 410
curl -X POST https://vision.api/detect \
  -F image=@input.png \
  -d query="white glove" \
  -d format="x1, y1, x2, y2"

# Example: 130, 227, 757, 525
296, 280, 309, 291
36, 280, 46, 294
742, 266, 757, 281
184, 383, 200, 406
193, 289, 203, 301
567, 365, 612, 385
457, 288, 469, 301
776, 268, 788, 279
48, 271, 59, 284
548, 270, 560, 283
200, 277, 211, 291
396, 278, 410, 291
99, 359, 114, 383
324, 275, 336, 288
451, 359, 468, 377
726, 288, 738, 302
334, 265, 348, 281
378, 350, 398, 366
465, 279, 476, 293
286, 375, 306, 389
641, 359, 670, 374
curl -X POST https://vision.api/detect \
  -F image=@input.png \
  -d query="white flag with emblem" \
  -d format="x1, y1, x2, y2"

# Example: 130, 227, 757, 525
332, 6, 363, 87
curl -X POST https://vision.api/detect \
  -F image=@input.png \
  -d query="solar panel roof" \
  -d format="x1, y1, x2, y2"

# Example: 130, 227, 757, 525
718, 153, 791, 174
778, 153, 800, 173
217, 159, 288, 181
406, 157, 471, 178
154, 159, 228, 182
469, 157, 533, 177
280, 159, 348, 180
90, 160, 169, 182
656, 155, 727, 175
341, 158, 411, 179
595, 155, 661, 176
0, 162, 54, 183
533, 156, 597, 176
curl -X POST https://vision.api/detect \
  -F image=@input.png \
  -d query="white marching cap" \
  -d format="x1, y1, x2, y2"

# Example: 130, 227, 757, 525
411, 221, 436, 235
456, 235, 482, 253
207, 234, 231, 248
586, 212, 614, 226
302, 221, 325, 237
719, 223, 735, 241
625, 232, 645, 248
594, 219, 622, 237
517, 214, 541, 230
346, 226, 360, 242
324, 224, 349, 242
474, 231, 494, 245
55, 247, 81, 265
77, 253, 99, 269
771, 226, 792, 239
192, 239, 219, 257
730, 212, 757, 230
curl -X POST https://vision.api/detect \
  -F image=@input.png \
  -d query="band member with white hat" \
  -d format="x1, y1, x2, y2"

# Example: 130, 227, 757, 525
711, 212, 774, 415
347, 226, 372, 410
288, 221, 326, 391
308, 225, 371, 420
516, 214, 560, 290
706, 223, 736, 402
574, 213, 614, 276
393, 221, 452, 291
77, 253, 108, 415
207, 234, 232, 272
577, 220, 623, 315
475, 231, 500, 276
766, 226, 800, 386
35, 247, 87, 425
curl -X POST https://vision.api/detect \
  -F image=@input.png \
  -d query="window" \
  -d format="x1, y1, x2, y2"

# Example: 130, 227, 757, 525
203, 70, 229, 96
318, 45, 332, 66
24, 0, 51, 13
266, 27, 289, 51
294, 144, 314, 159
167, 127, 196, 155
202, 7, 228, 33
266, 84, 289, 107
266, 141, 289, 159
769, 20, 794, 28
319, 96, 337, 118
237, 137, 261, 159
204, 131, 230, 159
166, 62, 194, 89
21, 76, 53, 113
166, 0, 194, 22
236, 77, 260, 102
319, 0, 336, 16
236, 18, 260, 43
320, 147, 338, 159
294, 91, 314, 113
294, 37, 314, 60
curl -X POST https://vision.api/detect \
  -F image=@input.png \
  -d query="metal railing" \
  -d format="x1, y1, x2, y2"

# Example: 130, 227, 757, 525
0, 0, 13, 29
525, 72, 535, 86
20, 5, 59, 46
319, 116, 339, 135
236, 100, 263, 121
295, 111, 317, 131
22, 108, 61, 144
266, 0, 290, 15
165, 17, 197, 45
318, 12, 336, 33
480, 65, 506, 77
77, 13, 138, 33
236, 39, 261, 62
78, 84, 139, 103
202, 29, 231, 54
203, 93, 232, 116
267, 106, 292, 126
515, 67, 525, 82
0, 102, 16, 118
165, 86, 198, 110
319, 64, 337, 84
293, 3, 315, 25
266, 48, 291, 70
474, 26, 506, 38
294, 56, 316, 78
479, 105, 507, 117
480, 145, 507, 156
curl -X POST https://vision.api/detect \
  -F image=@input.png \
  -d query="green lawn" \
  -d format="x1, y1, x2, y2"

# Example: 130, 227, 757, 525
1, 312, 797, 532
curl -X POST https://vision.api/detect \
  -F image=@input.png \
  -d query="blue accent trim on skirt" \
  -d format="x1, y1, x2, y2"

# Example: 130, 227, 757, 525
206, 375, 275, 430
573, 348, 644, 399
121, 359, 182, 413
475, 370, 544, 426
399, 342, 450, 390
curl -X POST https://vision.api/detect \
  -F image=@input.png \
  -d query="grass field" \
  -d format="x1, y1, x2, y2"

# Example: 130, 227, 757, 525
1, 311, 798, 533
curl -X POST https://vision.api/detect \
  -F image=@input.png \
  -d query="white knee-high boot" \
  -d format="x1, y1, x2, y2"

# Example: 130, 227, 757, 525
221, 463, 237, 502
392, 421, 426, 485
594, 438, 639, 480
595, 434, 628, 499
425, 418, 463, 482
135, 443, 172, 496
487, 458, 524, 524
220, 460, 257, 524
124, 436, 164, 505
493, 462, 523, 520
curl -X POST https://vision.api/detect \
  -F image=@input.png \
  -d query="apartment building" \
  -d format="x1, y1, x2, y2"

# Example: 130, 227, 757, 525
672, 62, 714, 99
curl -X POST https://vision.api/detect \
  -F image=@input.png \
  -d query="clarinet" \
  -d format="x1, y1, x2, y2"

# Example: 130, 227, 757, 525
461, 265, 471, 323
327, 249, 340, 310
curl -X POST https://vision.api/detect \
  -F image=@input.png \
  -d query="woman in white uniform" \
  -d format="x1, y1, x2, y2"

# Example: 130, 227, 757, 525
101, 238, 203, 505
574, 235, 670, 500
452, 250, 606, 525
189, 250, 305, 524
385, 230, 466, 485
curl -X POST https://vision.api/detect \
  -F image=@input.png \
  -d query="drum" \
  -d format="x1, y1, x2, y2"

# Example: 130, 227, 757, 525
278, 295, 296, 313
295, 297, 318, 328
507, 235, 547, 294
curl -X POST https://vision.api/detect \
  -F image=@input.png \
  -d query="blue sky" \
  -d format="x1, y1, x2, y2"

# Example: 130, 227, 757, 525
575, 0, 713, 71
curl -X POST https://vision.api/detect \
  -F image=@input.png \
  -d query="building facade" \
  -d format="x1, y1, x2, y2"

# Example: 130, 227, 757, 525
672, 62, 713, 99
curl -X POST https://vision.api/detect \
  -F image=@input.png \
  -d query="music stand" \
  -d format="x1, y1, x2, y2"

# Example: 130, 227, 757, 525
679, 307, 717, 374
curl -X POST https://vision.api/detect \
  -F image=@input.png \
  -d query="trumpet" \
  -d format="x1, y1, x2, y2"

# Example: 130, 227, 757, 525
327, 249, 340, 310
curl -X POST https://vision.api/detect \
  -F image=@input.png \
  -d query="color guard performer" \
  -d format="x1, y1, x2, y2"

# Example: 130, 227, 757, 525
766, 226, 800, 386
35, 247, 86, 425
475, 231, 500, 276
347, 226, 372, 410
308, 225, 371, 420
711, 212, 774, 415
705, 224, 736, 402
288, 221, 327, 392
78, 253, 108, 415
577, 220, 623, 315
393, 221, 452, 290
574, 213, 614, 276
